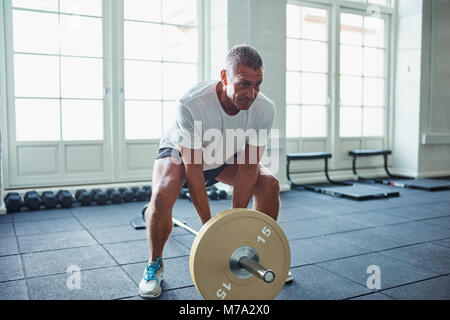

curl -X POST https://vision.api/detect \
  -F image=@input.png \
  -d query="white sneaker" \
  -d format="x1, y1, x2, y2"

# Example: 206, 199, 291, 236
285, 271, 293, 283
138, 258, 164, 298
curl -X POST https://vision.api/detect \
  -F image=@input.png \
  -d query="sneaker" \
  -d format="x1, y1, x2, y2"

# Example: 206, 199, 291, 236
138, 258, 164, 298
285, 271, 293, 283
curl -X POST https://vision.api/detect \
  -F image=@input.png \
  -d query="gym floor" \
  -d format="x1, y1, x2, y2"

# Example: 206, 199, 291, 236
1, 182, 450, 300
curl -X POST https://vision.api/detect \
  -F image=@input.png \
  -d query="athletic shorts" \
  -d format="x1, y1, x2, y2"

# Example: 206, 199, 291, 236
156, 147, 233, 188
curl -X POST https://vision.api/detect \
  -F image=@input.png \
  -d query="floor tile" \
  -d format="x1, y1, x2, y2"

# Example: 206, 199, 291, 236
380, 243, 450, 274
22, 245, 117, 277
275, 265, 368, 300
26, 266, 137, 300
0, 280, 29, 300
318, 252, 438, 290
382, 276, 450, 300
17, 230, 97, 254
0, 255, 24, 282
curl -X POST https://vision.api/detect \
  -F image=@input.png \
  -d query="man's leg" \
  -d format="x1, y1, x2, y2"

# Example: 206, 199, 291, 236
146, 157, 186, 262
215, 164, 280, 221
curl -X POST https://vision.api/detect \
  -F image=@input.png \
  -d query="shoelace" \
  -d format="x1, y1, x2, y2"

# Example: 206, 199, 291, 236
144, 257, 161, 282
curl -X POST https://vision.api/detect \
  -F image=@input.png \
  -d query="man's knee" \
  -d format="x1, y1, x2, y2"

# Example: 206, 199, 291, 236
147, 182, 181, 219
254, 174, 280, 198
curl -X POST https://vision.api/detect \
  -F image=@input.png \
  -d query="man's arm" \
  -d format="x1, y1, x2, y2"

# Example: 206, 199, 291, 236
232, 143, 266, 209
179, 146, 211, 225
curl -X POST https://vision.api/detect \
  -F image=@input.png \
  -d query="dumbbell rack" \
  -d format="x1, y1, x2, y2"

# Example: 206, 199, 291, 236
3, 185, 152, 213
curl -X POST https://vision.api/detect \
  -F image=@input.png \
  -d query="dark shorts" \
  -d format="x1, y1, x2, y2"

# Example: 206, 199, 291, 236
156, 147, 231, 188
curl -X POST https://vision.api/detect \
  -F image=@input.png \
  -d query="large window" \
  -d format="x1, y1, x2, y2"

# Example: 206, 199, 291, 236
286, 0, 391, 141
286, 4, 328, 138
123, 0, 199, 140
3, 0, 203, 187
12, 0, 104, 142
339, 12, 386, 137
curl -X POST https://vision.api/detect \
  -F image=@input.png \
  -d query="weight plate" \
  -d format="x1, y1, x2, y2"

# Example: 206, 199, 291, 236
189, 208, 290, 300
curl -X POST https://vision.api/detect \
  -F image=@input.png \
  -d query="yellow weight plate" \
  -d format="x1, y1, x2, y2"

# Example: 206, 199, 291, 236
189, 208, 290, 300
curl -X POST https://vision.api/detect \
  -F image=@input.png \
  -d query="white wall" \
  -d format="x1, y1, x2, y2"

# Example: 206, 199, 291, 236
393, 0, 423, 176
394, 0, 450, 177
418, 0, 450, 176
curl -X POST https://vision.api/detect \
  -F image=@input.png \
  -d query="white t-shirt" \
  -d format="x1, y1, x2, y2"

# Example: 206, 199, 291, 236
159, 80, 276, 171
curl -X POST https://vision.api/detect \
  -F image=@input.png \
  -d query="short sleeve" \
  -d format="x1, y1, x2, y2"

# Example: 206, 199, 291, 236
173, 103, 203, 149
247, 102, 276, 147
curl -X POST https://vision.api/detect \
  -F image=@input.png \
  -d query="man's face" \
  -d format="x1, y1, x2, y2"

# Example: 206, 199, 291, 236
224, 64, 263, 111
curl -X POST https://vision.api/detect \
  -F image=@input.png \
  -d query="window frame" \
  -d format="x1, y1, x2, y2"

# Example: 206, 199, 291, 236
286, 0, 395, 154
0, 0, 207, 188
337, 6, 391, 139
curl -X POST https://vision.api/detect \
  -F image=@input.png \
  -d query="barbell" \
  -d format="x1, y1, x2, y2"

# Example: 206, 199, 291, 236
140, 204, 291, 300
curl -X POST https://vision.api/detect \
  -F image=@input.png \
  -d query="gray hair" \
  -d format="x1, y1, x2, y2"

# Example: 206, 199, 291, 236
224, 44, 263, 76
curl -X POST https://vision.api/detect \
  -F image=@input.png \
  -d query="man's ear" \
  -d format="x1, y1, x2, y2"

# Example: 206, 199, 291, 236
220, 69, 227, 86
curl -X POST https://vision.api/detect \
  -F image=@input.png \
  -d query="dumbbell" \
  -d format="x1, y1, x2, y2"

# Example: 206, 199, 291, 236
4, 193, 24, 213
24, 191, 41, 211
207, 188, 218, 200
131, 187, 146, 201
56, 190, 74, 208
120, 188, 135, 203
132, 187, 147, 202
106, 188, 122, 204
90, 189, 107, 205
41, 191, 58, 209
180, 189, 191, 201
142, 185, 152, 199
217, 189, 228, 199
75, 189, 92, 206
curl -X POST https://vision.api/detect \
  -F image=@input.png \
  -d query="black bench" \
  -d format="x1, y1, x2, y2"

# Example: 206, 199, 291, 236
286, 152, 345, 186
286, 151, 400, 200
348, 149, 400, 180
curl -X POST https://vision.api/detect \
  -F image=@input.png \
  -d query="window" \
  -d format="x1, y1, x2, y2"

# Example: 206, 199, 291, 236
12, 0, 104, 141
286, 5, 328, 138
339, 12, 386, 137
123, 0, 199, 140
286, 1, 390, 140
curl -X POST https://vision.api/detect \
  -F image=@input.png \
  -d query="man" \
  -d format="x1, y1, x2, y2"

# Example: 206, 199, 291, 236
139, 45, 289, 299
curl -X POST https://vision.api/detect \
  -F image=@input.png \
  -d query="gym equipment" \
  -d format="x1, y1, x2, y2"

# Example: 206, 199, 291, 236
75, 189, 92, 206
132, 205, 291, 299
207, 188, 218, 200
143, 185, 152, 199
56, 190, 73, 208
90, 189, 107, 205
187, 208, 290, 299
24, 191, 41, 210
377, 178, 450, 191
4, 192, 23, 212
130, 204, 148, 229
118, 187, 127, 194
121, 188, 135, 202
135, 188, 147, 202
217, 189, 228, 199
287, 152, 399, 200
41, 191, 58, 209
180, 189, 191, 201
349, 149, 450, 191
107, 188, 122, 204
